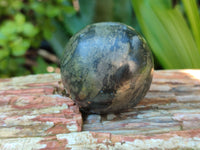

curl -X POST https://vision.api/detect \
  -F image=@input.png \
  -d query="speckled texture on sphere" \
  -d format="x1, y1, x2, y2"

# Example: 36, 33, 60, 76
60, 22, 154, 114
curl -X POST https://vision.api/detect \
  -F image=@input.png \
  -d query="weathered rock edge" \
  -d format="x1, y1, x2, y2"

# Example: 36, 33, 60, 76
0, 70, 200, 149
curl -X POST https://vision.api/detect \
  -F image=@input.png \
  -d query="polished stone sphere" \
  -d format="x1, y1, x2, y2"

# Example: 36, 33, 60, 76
60, 22, 154, 114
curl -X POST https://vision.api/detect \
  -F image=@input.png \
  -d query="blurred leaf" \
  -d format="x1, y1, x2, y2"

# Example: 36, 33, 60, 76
10, 1, 23, 10
49, 0, 97, 57
48, 20, 69, 57
8, 57, 25, 72
23, 23, 39, 37
0, 0, 79, 77
14, 13, 25, 25
113, 0, 139, 31
0, 21, 17, 36
33, 57, 49, 74
0, 57, 29, 77
0, 59, 9, 76
0, 49, 9, 60
182, 0, 200, 52
46, 5, 61, 17
62, 5, 76, 16
93, 0, 113, 22
57, 0, 64, 3
11, 38, 30, 56
0, 33, 6, 45
132, 0, 200, 68
31, 2, 45, 14
43, 28, 53, 40
0, 32, 5, 39
63, 0, 97, 34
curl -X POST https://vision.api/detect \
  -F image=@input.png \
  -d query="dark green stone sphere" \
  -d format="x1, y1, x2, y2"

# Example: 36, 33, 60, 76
60, 22, 154, 114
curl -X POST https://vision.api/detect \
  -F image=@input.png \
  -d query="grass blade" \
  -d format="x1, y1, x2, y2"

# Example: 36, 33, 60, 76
131, 0, 200, 69
182, 0, 200, 52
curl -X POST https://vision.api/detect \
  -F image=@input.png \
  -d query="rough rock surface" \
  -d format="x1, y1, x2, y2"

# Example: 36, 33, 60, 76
0, 70, 200, 149
0, 74, 82, 138
83, 70, 200, 136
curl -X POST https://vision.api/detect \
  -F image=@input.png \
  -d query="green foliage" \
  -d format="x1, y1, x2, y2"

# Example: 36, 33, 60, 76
131, 0, 200, 69
5, 0, 199, 77
49, 0, 97, 57
0, 0, 75, 77
0, 0, 139, 78
93, 0, 137, 29
33, 57, 50, 74
50, 0, 138, 57
182, 0, 200, 52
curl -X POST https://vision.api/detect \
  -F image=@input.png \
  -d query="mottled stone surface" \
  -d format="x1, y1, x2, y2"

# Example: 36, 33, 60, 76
83, 70, 200, 136
60, 22, 154, 114
0, 74, 82, 138
0, 70, 200, 149
1, 130, 200, 150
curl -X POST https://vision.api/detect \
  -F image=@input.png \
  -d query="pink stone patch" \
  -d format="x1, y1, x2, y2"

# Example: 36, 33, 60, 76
0, 95, 82, 138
